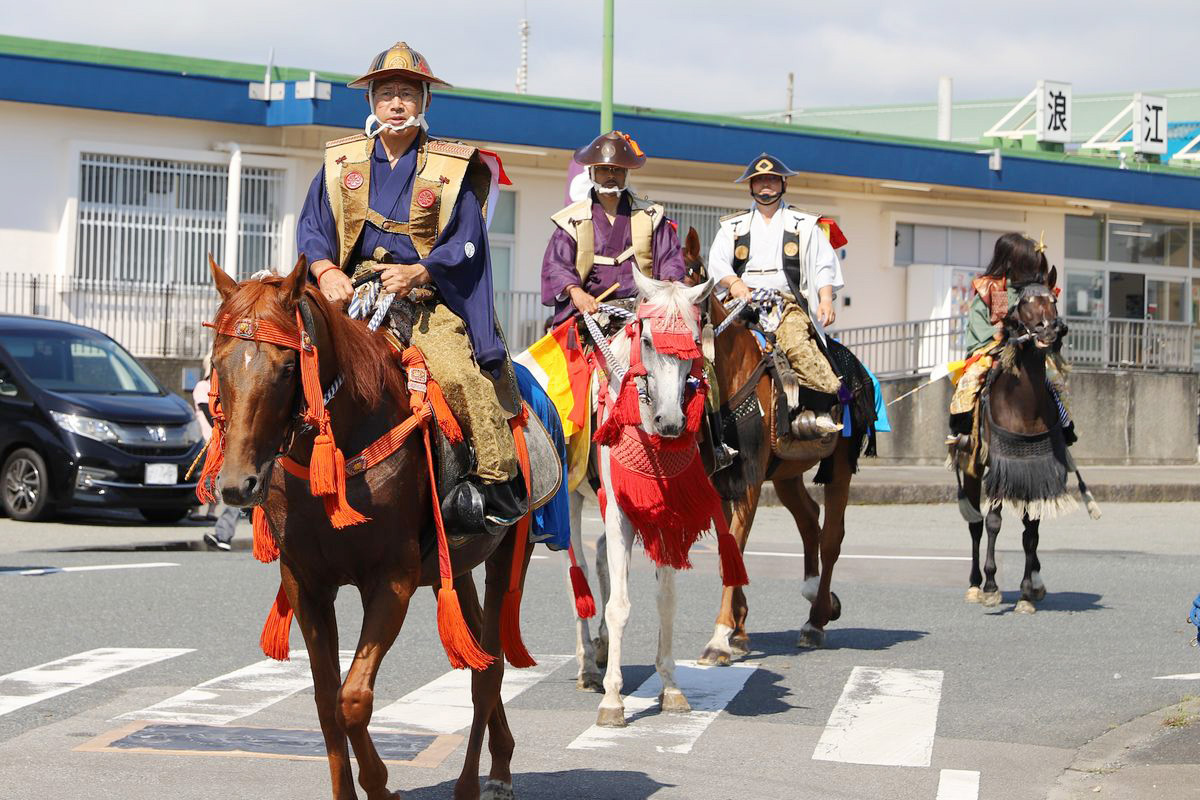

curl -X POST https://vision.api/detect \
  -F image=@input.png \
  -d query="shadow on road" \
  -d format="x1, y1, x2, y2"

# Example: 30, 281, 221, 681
984, 590, 1106, 616
724, 667, 800, 717
404, 770, 673, 799
735, 627, 928, 655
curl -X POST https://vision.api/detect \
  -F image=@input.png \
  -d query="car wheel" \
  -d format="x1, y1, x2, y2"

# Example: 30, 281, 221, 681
2, 448, 55, 521
139, 507, 191, 524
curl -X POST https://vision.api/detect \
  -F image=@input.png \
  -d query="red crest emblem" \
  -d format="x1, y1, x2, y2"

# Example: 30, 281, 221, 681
416, 188, 437, 209
343, 171, 364, 190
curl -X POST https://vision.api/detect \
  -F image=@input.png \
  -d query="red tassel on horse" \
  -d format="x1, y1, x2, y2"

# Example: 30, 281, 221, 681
436, 587, 494, 671
714, 512, 749, 588
251, 507, 278, 563
568, 544, 596, 619
260, 583, 294, 661
500, 422, 536, 668
321, 448, 368, 529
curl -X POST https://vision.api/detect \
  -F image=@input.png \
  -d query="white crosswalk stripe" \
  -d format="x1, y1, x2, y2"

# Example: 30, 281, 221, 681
567, 661, 758, 754
936, 769, 981, 800
119, 650, 354, 725
0, 648, 192, 717
812, 666, 944, 767
371, 655, 573, 734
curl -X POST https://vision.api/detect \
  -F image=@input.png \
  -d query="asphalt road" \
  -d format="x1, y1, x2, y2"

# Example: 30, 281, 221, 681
0, 501, 1197, 800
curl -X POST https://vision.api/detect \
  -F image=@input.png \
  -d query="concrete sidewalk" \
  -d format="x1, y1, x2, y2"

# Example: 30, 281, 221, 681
761, 464, 1200, 505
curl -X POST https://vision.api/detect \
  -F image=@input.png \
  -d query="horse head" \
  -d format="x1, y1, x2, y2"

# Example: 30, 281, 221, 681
681, 227, 707, 287
1006, 265, 1066, 352
629, 267, 713, 438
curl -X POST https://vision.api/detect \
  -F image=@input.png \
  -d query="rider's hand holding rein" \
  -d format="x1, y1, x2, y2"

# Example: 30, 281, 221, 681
817, 285, 836, 326
569, 285, 600, 315
722, 276, 752, 301
374, 262, 431, 297
313, 259, 354, 305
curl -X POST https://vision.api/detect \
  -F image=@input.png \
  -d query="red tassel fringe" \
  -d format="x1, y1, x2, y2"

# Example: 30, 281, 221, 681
650, 329, 702, 360
569, 565, 596, 618
321, 448, 369, 529
500, 589, 536, 668
251, 507, 278, 563
715, 516, 749, 588
594, 375, 643, 447
437, 587, 494, 671
260, 583, 293, 660
307, 431, 336, 496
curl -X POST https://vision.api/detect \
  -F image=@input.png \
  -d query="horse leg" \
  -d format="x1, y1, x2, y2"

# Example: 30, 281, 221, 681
800, 444, 850, 649
339, 573, 416, 800
964, 472, 984, 603
592, 526, 611, 670
597, 452, 635, 728
774, 473, 822, 623
454, 560, 512, 800
699, 482, 761, 666
567, 490, 603, 692
1016, 515, 1043, 614
655, 566, 690, 713
284, 563, 356, 800
980, 503, 1003, 607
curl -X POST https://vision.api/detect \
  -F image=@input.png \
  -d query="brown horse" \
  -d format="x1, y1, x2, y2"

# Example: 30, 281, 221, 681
958, 267, 1086, 614
679, 230, 860, 658
207, 256, 531, 800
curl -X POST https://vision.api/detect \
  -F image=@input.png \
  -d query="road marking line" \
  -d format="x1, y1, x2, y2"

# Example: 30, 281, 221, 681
812, 666, 944, 767
3, 562, 181, 576
741, 551, 969, 562
567, 661, 758, 754
120, 650, 354, 725
1153, 673, 1200, 680
0, 648, 193, 717
371, 655, 572, 735
936, 769, 980, 800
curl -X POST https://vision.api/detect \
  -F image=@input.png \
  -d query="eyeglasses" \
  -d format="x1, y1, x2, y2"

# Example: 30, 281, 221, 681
374, 86, 421, 104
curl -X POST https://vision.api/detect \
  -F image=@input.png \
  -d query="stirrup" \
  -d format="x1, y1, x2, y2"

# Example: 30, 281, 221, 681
441, 482, 489, 536
791, 410, 842, 439
713, 442, 738, 471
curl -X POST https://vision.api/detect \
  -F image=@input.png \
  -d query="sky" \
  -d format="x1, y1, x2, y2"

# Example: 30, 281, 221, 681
5, 0, 1197, 115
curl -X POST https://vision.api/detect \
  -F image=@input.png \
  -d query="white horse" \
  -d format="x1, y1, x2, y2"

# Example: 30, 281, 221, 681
565, 270, 717, 727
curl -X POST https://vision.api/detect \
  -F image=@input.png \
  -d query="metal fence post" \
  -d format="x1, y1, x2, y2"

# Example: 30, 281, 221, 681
161, 285, 174, 357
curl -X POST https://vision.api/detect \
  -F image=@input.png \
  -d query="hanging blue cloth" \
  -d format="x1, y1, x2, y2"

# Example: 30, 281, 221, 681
841, 361, 891, 437
1189, 593, 1200, 645
512, 362, 570, 550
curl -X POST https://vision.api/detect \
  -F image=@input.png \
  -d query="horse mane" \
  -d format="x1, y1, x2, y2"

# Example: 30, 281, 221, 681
216, 276, 405, 412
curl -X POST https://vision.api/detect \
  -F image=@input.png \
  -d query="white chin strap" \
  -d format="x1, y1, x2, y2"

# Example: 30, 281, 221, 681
364, 83, 429, 138
589, 167, 625, 196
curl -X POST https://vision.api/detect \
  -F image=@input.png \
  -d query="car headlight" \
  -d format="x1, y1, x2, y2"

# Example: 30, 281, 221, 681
182, 418, 203, 446
49, 411, 120, 443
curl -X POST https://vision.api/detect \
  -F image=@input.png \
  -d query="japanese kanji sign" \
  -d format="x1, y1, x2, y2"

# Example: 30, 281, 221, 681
1134, 93, 1168, 155
1035, 80, 1072, 144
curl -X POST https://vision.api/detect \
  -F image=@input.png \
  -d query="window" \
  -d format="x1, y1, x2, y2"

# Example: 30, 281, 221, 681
0, 331, 159, 394
1107, 218, 1188, 267
660, 201, 733, 256
76, 153, 285, 285
1108, 271, 1145, 319
894, 223, 914, 266
894, 224, 1005, 268
1065, 216, 1104, 260
1065, 270, 1104, 318
1147, 279, 1186, 322
488, 190, 516, 295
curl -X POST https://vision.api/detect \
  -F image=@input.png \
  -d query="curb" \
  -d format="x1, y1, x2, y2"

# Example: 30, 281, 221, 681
1046, 696, 1200, 799
758, 483, 1200, 506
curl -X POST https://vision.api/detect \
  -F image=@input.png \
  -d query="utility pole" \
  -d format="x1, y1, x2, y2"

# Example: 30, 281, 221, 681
785, 71, 794, 124
516, 12, 530, 94
601, 0, 614, 133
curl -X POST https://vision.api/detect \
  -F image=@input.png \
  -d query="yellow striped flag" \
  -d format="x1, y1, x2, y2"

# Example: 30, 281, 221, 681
514, 319, 591, 438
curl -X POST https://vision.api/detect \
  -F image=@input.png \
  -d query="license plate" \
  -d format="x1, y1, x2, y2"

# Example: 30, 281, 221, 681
144, 463, 178, 485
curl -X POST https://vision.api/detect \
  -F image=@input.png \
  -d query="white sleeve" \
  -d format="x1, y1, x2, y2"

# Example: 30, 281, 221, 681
707, 224, 736, 284
812, 229, 844, 294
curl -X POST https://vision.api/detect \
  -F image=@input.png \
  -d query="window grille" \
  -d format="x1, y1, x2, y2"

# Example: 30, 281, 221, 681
75, 153, 285, 284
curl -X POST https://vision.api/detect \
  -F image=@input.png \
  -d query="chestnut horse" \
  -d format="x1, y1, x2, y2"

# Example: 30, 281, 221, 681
678, 230, 860, 658
208, 257, 531, 800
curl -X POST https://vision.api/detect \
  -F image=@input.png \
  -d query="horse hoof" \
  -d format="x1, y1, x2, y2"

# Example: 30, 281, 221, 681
660, 690, 691, 714
1015, 599, 1037, 615
697, 647, 731, 667
1032, 585, 1047, 602
481, 779, 515, 800
829, 592, 843, 622
797, 624, 826, 649
965, 586, 982, 603
730, 635, 751, 657
592, 637, 609, 669
980, 590, 1002, 607
596, 706, 626, 728
576, 673, 604, 693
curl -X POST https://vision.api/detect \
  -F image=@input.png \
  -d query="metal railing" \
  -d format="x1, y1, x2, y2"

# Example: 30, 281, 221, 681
835, 314, 1196, 376
0, 273, 551, 362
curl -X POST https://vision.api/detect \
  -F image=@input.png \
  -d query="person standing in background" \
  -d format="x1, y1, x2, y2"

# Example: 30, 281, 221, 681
192, 352, 240, 550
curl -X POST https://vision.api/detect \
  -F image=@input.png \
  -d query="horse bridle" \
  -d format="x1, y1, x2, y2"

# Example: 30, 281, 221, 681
1007, 282, 1064, 346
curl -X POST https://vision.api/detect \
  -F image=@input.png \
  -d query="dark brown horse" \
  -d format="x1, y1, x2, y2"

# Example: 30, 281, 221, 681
207, 256, 531, 800
958, 267, 1083, 614
679, 230, 859, 658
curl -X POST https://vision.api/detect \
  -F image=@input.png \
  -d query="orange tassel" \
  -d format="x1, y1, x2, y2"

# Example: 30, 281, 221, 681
437, 587, 494, 671
308, 430, 336, 497
260, 584, 293, 661
251, 507, 278, 563
321, 448, 368, 528
715, 517, 749, 588
425, 380, 464, 445
569, 565, 596, 619
500, 588, 536, 668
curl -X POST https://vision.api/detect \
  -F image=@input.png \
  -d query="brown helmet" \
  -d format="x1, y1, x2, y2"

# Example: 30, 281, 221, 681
348, 42, 451, 89
574, 130, 646, 169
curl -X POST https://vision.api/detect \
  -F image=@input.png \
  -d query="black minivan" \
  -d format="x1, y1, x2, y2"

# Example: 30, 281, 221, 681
0, 314, 203, 522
